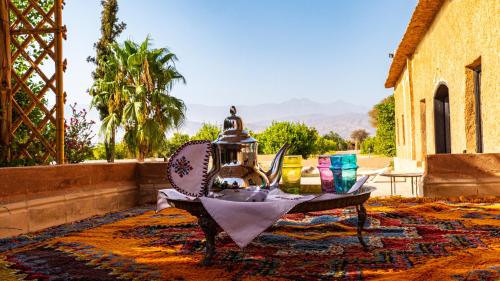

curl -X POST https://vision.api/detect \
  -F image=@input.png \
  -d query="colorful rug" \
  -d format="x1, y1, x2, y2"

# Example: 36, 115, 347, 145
1, 199, 499, 280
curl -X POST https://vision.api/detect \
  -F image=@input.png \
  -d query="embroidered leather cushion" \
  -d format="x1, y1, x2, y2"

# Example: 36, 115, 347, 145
167, 140, 212, 197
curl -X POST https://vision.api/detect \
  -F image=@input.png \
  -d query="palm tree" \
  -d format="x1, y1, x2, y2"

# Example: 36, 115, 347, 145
92, 37, 186, 161
89, 42, 128, 159
88, 0, 126, 163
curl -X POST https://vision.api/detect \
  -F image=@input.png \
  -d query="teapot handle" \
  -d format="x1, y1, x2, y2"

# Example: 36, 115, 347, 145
204, 143, 221, 195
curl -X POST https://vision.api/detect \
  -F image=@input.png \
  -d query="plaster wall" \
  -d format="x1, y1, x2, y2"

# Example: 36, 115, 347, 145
423, 153, 500, 197
393, 0, 500, 169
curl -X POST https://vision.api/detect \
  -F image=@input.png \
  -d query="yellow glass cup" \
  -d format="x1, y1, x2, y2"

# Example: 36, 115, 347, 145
282, 155, 302, 194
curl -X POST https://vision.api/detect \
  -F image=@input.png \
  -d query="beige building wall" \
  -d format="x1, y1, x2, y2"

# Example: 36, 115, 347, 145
394, 0, 500, 170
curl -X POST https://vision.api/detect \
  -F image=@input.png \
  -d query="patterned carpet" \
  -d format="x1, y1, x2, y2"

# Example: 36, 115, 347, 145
1, 199, 499, 280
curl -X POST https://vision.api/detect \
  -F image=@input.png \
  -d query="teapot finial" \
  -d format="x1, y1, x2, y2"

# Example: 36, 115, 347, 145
230, 106, 237, 116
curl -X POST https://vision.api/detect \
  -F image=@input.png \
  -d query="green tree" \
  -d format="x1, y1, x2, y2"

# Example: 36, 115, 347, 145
314, 136, 338, 154
323, 131, 348, 151
92, 141, 129, 160
89, 41, 127, 158
191, 123, 221, 141
350, 129, 369, 151
360, 136, 376, 154
370, 95, 395, 156
88, 0, 126, 163
93, 37, 186, 161
368, 95, 393, 128
257, 121, 319, 159
160, 132, 190, 159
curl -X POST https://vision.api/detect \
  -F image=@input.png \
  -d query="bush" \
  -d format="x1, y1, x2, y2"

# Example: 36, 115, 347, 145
257, 121, 319, 159
315, 137, 338, 154
64, 103, 95, 163
360, 136, 376, 154
191, 123, 221, 141
92, 142, 129, 160
0, 158, 38, 167
160, 133, 191, 158
369, 95, 396, 156
323, 131, 348, 151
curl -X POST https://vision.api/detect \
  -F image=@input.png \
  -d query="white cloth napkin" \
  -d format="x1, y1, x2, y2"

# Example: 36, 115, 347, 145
200, 193, 316, 248
156, 189, 195, 212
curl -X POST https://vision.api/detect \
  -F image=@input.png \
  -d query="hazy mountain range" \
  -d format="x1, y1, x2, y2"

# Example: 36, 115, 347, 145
84, 98, 374, 141
178, 98, 374, 139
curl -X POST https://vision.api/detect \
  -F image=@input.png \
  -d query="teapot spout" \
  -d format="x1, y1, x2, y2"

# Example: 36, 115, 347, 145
265, 143, 290, 187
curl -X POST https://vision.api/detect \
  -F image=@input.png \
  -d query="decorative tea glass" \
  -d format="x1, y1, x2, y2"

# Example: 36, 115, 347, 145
342, 154, 358, 192
330, 155, 344, 193
282, 155, 302, 194
330, 154, 358, 193
317, 155, 334, 193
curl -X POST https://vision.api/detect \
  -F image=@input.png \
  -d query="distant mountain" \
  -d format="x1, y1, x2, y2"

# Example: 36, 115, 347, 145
186, 98, 368, 124
84, 99, 373, 141
247, 113, 373, 138
178, 98, 373, 139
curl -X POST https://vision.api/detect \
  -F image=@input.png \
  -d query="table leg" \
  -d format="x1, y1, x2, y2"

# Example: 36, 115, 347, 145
395, 177, 398, 195
198, 215, 218, 266
390, 177, 393, 196
391, 177, 396, 196
356, 204, 368, 250
411, 177, 414, 196
415, 177, 419, 198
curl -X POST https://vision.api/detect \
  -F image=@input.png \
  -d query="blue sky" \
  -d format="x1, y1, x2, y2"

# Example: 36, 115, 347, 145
64, 0, 417, 113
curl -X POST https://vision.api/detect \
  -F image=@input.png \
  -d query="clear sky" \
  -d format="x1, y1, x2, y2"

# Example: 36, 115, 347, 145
63, 0, 417, 114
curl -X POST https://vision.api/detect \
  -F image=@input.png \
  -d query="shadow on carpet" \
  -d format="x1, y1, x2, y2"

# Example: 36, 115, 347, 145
1, 200, 499, 281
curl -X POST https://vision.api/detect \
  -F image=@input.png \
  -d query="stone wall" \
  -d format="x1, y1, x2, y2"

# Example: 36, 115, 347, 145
136, 162, 170, 205
0, 162, 170, 238
422, 153, 500, 197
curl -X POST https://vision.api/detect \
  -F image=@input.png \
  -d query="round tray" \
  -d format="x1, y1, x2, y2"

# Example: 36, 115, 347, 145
166, 186, 375, 217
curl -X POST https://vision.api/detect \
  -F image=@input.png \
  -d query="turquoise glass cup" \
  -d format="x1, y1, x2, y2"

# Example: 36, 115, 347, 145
329, 154, 358, 193
330, 155, 344, 193
341, 154, 358, 192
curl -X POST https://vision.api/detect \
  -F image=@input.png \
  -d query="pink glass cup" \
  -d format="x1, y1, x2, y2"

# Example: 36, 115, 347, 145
317, 155, 334, 193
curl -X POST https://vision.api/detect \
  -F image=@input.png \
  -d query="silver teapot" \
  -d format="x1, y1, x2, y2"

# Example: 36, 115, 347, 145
207, 106, 289, 191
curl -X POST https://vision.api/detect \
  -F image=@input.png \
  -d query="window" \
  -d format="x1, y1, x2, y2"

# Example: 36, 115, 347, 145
474, 66, 483, 153
419, 99, 427, 160
396, 118, 399, 145
401, 114, 405, 145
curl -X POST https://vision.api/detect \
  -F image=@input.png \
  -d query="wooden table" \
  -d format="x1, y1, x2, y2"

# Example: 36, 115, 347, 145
166, 186, 375, 265
381, 172, 423, 196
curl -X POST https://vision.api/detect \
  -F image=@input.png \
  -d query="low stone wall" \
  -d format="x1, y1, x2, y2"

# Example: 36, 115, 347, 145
0, 162, 170, 238
136, 162, 170, 204
422, 153, 500, 197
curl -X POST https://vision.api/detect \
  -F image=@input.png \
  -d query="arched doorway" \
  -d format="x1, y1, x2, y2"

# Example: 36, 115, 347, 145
434, 84, 451, 153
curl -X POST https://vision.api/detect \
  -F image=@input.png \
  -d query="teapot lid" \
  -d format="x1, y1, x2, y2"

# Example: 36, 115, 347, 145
216, 106, 256, 144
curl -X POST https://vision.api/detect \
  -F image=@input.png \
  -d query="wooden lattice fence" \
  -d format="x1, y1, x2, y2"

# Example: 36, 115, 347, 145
0, 0, 65, 164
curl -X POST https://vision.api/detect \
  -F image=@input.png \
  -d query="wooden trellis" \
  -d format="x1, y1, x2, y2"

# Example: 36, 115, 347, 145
0, 0, 65, 164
